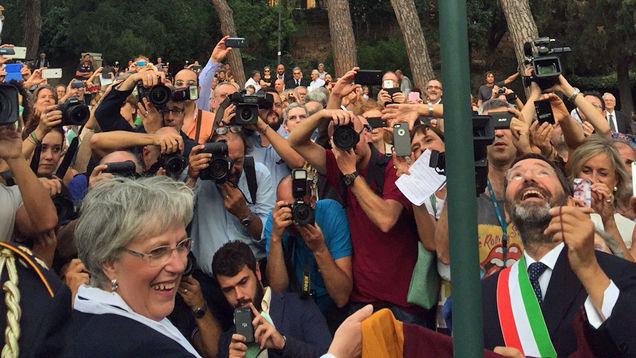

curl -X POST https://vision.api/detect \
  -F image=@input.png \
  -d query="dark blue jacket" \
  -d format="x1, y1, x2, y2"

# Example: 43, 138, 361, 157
217, 290, 331, 358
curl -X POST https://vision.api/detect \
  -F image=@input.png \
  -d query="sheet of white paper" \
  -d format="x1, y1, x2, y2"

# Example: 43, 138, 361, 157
395, 149, 446, 206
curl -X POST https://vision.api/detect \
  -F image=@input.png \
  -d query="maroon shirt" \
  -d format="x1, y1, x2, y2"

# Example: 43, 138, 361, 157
325, 149, 421, 311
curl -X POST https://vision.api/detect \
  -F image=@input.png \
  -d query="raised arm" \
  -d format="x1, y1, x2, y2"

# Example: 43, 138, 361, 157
90, 130, 183, 160
288, 110, 332, 174
196, 36, 230, 111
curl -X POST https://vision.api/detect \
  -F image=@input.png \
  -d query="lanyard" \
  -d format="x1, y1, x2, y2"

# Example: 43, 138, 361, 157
486, 179, 507, 264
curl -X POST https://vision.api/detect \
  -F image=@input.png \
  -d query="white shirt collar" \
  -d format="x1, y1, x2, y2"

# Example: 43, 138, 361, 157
523, 242, 564, 271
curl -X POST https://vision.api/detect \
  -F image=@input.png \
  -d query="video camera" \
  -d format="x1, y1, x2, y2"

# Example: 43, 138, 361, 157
524, 37, 571, 89
286, 169, 314, 226
229, 91, 274, 125
200, 141, 233, 183
429, 113, 495, 195
58, 97, 90, 126
137, 80, 198, 108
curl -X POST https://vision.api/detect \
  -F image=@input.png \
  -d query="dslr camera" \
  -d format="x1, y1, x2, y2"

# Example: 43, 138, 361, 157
200, 141, 233, 182
103, 160, 138, 178
137, 80, 198, 108
0, 84, 20, 127
157, 153, 186, 178
229, 91, 274, 125
332, 124, 359, 152
58, 97, 90, 126
523, 37, 571, 89
286, 169, 314, 226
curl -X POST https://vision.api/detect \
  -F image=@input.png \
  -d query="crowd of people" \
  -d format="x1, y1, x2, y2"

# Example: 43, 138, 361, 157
0, 33, 635, 358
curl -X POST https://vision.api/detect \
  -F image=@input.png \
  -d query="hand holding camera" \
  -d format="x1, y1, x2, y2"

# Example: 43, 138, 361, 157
88, 164, 115, 190
153, 131, 183, 154
211, 35, 232, 63
272, 201, 293, 239
37, 104, 63, 133
296, 222, 326, 253
186, 145, 213, 181
137, 98, 163, 134
331, 137, 357, 175
331, 67, 360, 98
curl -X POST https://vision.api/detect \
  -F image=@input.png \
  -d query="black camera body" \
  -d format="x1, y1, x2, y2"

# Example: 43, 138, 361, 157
58, 97, 90, 126
332, 124, 359, 152
229, 92, 274, 125
288, 169, 314, 226
200, 141, 233, 182
0, 84, 19, 126
137, 81, 172, 108
524, 37, 571, 89
158, 153, 186, 177
103, 160, 138, 178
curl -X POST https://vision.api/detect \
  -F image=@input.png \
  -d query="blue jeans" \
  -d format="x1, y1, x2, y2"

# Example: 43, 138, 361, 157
349, 301, 436, 329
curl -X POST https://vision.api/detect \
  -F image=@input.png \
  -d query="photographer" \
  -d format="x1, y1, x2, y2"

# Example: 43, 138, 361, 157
265, 174, 353, 315
288, 67, 434, 327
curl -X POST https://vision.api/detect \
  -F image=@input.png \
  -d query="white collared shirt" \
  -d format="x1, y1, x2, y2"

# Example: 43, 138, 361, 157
606, 110, 618, 132
523, 243, 620, 328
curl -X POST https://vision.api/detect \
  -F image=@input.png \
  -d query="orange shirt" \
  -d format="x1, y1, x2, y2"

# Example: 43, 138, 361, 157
183, 106, 215, 144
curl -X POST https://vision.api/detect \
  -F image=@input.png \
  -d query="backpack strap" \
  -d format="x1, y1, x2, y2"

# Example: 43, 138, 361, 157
195, 109, 203, 143
244, 156, 258, 205
55, 136, 80, 179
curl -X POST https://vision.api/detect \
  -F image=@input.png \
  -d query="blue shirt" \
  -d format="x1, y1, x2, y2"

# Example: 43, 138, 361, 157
191, 161, 275, 276
67, 174, 88, 202
264, 199, 352, 312
249, 132, 291, 189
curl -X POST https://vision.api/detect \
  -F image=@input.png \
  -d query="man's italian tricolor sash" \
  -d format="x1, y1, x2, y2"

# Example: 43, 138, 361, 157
496, 256, 557, 358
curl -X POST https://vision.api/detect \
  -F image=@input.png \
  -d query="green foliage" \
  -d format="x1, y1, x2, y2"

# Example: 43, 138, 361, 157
356, 34, 410, 74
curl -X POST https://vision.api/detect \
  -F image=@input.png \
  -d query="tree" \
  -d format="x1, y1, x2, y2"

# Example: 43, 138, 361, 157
325, 0, 357, 77
389, 0, 434, 88
499, 0, 538, 73
23, 0, 42, 59
210, 0, 246, 87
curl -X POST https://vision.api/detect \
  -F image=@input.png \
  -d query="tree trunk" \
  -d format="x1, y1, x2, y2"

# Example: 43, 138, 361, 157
389, 0, 434, 88
499, 0, 538, 72
325, 0, 357, 77
616, 54, 634, 118
23, 0, 42, 60
210, 0, 246, 88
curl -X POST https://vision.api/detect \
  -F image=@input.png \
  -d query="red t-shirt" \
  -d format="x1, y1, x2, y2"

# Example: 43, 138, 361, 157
325, 149, 422, 312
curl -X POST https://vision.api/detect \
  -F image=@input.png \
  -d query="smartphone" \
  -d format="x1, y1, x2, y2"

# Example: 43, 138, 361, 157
225, 37, 245, 48
234, 307, 254, 343
408, 92, 420, 103
632, 162, 636, 197
385, 88, 400, 96
393, 123, 411, 157
535, 99, 555, 125
573, 178, 592, 208
4, 64, 23, 82
136, 61, 147, 67
0, 48, 15, 56
354, 70, 382, 86
367, 117, 386, 129
383, 80, 394, 89
4, 47, 26, 59
71, 80, 86, 89
42, 68, 62, 79
100, 77, 113, 86
192, 65, 202, 72
491, 111, 515, 130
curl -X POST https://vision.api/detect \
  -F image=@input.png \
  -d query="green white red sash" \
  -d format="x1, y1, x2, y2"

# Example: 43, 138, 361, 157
496, 256, 557, 358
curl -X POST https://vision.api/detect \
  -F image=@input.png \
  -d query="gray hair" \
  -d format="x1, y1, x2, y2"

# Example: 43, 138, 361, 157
602, 92, 615, 101
292, 67, 301, 73
569, 134, 631, 202
305, 88, 328, 107
311, 69, 319, 75
478, 98, 512, 115
283, 102, 308, 125
75, 176, 194, 288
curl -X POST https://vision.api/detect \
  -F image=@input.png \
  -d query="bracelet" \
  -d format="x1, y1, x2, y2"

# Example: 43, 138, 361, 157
428, 102, 434, 117
30, 132, 40, 145
567, 87, 580, 103
260, 124, 270, 135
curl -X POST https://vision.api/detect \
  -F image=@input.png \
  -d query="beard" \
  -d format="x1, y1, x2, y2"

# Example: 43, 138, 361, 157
235, 281, 264, 312
505, 182, 569, 249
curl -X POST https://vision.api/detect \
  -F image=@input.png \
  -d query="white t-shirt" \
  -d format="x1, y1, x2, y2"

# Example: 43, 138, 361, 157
0, 185, 22, 242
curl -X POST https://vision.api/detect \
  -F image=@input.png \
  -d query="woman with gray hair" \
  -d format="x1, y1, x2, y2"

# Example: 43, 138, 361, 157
569, 135, 636, 261
69, 176, 202, 357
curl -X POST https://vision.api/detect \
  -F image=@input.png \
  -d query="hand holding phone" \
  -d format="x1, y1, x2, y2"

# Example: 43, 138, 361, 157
393, 123, 411, 157
535, 99, 555, 125
234, 307, 254, 343
408, 92, 420, 104
573, 178, 592, 208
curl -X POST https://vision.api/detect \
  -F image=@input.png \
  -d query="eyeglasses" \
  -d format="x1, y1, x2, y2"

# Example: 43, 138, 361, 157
215, 126, 242, 135
505, 166, 555, 181
175, 80, 197, 87
124, 238, 193, 267
160, 108, 185, 116
427, 86, 442, 91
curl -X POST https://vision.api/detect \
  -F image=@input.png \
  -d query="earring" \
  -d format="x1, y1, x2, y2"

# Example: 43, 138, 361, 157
614, 186, 618, 192
111, 279, 118, 291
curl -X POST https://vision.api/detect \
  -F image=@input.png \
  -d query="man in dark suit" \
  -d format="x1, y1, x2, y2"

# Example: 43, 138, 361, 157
213, 241, 331, 358
276, 64, 287, 83
481, 154, 636, 358
285, 67, 310, 89
603, 92, 633, 135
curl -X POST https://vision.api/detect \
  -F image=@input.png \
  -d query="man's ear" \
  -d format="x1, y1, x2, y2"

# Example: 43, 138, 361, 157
504, 202, 511, 224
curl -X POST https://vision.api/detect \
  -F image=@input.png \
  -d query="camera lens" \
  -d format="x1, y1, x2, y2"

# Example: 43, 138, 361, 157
67, 104, 90, 125
333, 125, 359, 151
292, 202, 314, 225
149, 85, 171, 107
208, 157, 232, 181
160, 154, 186, 177
0, 84, 19, 126
240, 107, 252, 121
397, 128, 406, 136
52, 194, 75, 223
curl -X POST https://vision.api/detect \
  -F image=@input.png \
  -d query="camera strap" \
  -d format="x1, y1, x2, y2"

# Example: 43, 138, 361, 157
195, 109, 203, 143
244, 156, 258, 205
55, 136, 79, 179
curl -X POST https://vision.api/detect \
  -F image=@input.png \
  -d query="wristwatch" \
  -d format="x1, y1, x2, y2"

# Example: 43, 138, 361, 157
193, 303, 207, 319
428, 102, 434, 116
343, 172, 359, 186
241, 213, 252, 227
567, 87, 580, 103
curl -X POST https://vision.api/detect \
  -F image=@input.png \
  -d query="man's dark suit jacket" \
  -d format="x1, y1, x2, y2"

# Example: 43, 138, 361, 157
612, 110, 633, 135
482, 248, 636, 357
285, 78, 310, 89
217, 290, 332, 358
